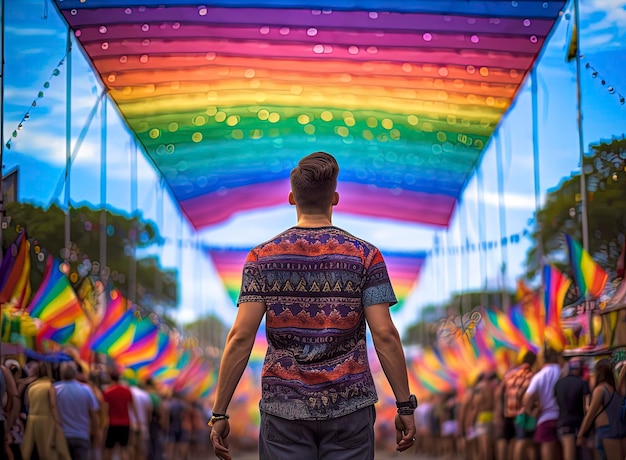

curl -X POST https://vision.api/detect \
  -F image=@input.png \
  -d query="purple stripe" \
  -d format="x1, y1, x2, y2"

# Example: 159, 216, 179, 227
77, 23, 545, 54
64, 7, 554, 36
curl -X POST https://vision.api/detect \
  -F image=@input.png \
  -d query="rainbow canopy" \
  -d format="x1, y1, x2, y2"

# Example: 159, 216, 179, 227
53, 0, 566, 228
207, 246, 426, 309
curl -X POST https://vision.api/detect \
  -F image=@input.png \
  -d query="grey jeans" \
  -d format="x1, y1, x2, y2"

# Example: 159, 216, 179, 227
259, 405, 376, 460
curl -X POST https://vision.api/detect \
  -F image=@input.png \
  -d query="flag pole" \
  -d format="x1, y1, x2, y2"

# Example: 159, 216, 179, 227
64, 28, 72, 263
574, 0, 589, 252
0, 0, 4, 360
573, 0, 594, 344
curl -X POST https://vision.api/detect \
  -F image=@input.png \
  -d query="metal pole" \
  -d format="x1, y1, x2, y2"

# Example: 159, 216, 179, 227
531, 67, 542, 266
129, 141, 137, 305
495, 133, 509, 311
574, 0, 589, 251
99, 96, 107, 283
476, 168, 488, 308
64, 29, 72, 262
0, 0, 5, 360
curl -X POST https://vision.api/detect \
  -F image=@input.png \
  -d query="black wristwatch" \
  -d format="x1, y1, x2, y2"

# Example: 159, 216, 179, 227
396, 394, 418, 415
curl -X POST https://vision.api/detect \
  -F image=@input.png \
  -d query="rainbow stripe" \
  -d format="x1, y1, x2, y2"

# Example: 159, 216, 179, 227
543, 264, 571, 327
114, 317, 160, 367
543, 264, 571, 350
89, 291, 136, 356
27, 256, 83, 330
483, 308, 530, 351
52, 0, 566, 229
207, 246, 425, 309
0, 231, 32, 308
564, 235, 608, 299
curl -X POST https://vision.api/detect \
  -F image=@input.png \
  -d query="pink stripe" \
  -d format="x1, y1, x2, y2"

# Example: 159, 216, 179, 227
83, 39, 538, 68
182, 179, 454, 228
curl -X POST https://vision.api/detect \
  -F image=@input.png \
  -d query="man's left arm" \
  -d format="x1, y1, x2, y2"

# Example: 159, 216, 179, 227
365, 303, 416, 452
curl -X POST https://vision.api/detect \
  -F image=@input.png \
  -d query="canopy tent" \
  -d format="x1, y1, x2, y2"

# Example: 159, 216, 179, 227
52, 0, 567, 229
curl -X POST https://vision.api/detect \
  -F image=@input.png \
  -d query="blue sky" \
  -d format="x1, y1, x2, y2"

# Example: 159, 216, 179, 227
3, 0, 626, 331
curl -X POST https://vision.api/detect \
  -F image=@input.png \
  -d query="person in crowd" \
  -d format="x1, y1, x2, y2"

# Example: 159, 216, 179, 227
501, 350, 537, 460
54, 361, 100, 460
87, 371, 107, 460
128, 379, 152, 460
5, 360, 27, 460
144, 378, 163, 460
521, 346, 562, 460
163, 392, 193, 460
103, 369, 138, 460
209, 151, 417, 460
459, 378, 480, 460
439, 391, 459, 459
494, 369, 510, 460
577, 359, 626, 460
2, 361, 20, 460
473, 371, 499, 460
21, 361, 71, 460
414, 393, 434, 455
555, 358, 590, 460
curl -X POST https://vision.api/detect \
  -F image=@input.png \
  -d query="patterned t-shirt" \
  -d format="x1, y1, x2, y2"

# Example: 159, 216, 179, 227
238, 226, 397, 420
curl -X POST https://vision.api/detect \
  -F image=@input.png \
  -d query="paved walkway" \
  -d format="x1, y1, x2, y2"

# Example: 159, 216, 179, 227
196, 447, 441, 459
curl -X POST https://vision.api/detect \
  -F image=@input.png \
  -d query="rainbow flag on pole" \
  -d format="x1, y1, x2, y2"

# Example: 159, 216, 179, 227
27, 256, 83, 336
543, 264, 571, 350
564, 235, 608, 299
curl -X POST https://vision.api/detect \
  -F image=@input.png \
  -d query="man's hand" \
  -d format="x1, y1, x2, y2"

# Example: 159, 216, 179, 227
395, 413, 416, 452
210, 419, 231, 460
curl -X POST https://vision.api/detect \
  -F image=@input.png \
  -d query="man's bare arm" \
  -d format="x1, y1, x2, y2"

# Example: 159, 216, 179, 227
212, 301, 266, 414
364, 303, 410, 402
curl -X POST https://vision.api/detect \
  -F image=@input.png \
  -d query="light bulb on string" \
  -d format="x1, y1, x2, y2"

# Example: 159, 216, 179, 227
612, 172, 618, 182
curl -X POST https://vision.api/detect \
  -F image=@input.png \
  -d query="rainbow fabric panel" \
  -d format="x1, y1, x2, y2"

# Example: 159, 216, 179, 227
53, 0, 566, 229
207, 246, 426, 309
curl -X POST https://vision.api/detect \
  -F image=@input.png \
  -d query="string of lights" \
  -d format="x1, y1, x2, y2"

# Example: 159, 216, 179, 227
5, 53, 68, 150
584, 61, 625, 106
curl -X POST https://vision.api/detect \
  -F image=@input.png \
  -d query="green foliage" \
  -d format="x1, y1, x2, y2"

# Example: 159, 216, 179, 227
525, 137, 626, 281
4, 202, 178, 309
183, 314, 228, 353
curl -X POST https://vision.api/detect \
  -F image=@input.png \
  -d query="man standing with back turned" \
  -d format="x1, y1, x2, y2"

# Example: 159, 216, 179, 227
209, 151, 417, 460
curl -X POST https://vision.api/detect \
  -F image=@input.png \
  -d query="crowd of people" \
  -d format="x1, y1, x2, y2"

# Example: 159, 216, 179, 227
0, 358, 210, 460
414, 348, 626, 460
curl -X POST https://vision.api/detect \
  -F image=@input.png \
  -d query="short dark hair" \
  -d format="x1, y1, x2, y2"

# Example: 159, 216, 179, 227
521, 350, 537, 367
290, 151, 339, 213
544, 346, 561, 364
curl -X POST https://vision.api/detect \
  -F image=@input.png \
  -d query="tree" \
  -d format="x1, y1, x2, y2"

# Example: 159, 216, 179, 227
183, 314, 228, 356
525, 137, 626, 283
4, 202, 178, 309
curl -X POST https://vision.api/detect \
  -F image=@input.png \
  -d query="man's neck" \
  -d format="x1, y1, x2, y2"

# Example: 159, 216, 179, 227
296, 214, 333, 228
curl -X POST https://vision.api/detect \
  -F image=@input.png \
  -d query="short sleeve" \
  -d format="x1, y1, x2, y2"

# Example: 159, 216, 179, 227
526, 372, 539, 396
362, 248, 397, 308
237, 249, 266, 305
85, 385, 99, 410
